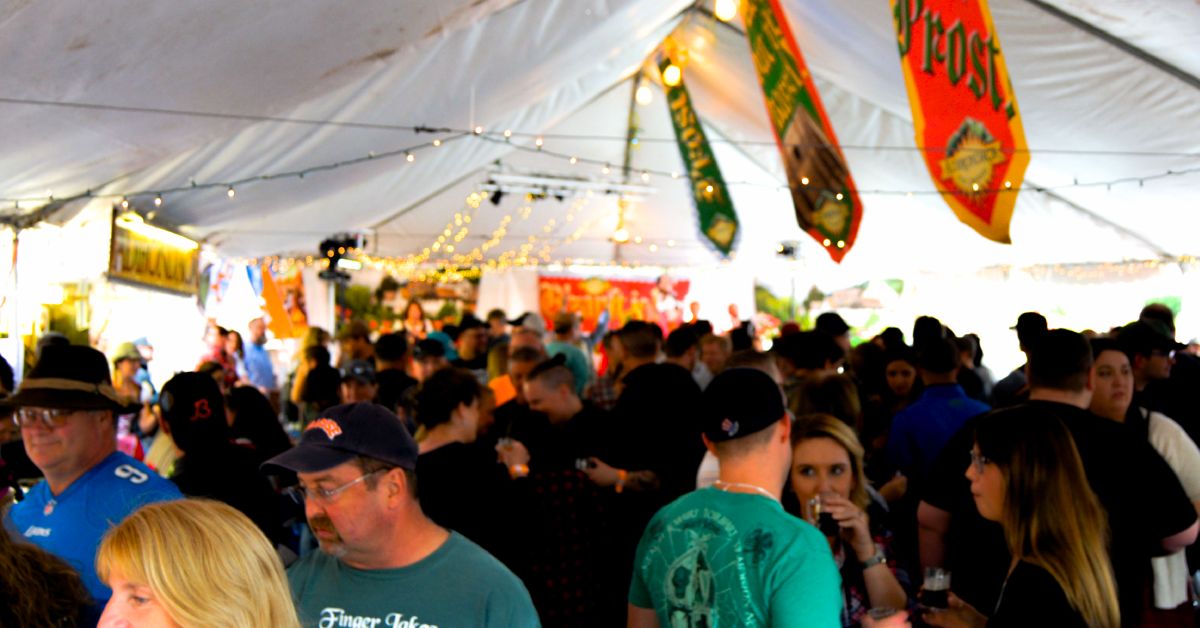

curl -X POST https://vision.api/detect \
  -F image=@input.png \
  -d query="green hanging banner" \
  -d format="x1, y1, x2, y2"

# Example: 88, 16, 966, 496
659, 54, 739, 257
742, 0, 862, 263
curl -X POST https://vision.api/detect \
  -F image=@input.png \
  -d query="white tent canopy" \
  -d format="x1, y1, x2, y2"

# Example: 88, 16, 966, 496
2, 0, 1197, 276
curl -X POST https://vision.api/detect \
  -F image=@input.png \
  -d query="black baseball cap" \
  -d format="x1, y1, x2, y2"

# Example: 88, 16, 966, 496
340, 360, 377, 385
414, 338, 446, 360
1117, 320, 1185, 354
701, 368, 787, 442
815, 312, 850, 336
262, 402, 418, 473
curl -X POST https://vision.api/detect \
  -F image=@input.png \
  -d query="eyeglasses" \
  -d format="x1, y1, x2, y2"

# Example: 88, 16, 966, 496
285, 470, 384, 504
968, 450, 991, 474
13, 408, 77, 429
1151, 349, 1176, 359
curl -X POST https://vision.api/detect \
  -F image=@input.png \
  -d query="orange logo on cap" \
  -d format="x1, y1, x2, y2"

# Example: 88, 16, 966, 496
307, 418, 343, 440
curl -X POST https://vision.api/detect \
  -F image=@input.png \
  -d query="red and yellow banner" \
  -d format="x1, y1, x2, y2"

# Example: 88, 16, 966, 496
743, 0, 863, 263
892, 0, 1029, 243
538, 276, 690, 333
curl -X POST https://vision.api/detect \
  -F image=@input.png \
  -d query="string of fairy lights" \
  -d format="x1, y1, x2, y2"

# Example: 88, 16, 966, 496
2, 0, 1197, 283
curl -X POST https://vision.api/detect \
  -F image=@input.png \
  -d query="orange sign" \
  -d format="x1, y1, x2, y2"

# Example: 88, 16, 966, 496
892, 0, 1029, 243
537, 276, 690, 333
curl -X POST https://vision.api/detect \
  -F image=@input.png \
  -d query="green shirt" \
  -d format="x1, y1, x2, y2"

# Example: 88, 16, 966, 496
629, 488, 842, 627
288, 531, 540, 628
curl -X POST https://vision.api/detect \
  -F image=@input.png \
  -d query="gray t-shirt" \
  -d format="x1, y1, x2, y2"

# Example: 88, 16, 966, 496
288, 531, 540, 628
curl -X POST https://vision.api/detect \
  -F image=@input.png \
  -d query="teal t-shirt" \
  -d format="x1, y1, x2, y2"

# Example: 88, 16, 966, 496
629, 488, 842, 627
287, 531, 540, 628
545, 341, 593, 395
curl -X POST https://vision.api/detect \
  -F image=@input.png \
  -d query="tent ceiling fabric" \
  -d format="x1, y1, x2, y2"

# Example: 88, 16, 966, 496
1, 0, 1197, 273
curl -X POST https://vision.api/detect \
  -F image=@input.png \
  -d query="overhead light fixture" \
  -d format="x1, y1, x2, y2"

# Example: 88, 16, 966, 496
714, 0, 738, 22
611, 226, 630, 244
635, 84, 653, 105
661, 63, 682, 87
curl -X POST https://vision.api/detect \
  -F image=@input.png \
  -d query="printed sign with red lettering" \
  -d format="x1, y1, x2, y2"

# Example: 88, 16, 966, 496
892, 0, 1029, 243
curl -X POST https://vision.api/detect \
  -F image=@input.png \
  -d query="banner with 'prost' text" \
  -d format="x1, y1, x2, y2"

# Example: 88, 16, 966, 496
892, 0, 1029, 243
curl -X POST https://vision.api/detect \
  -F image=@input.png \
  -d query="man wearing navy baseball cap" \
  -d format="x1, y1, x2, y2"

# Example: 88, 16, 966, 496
627, 368, 842, 627
264, 402, 538, 627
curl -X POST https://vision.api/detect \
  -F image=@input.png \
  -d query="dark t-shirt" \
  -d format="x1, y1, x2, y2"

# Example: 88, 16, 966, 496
922, 401, 1196, 623
989, 561, 1087, 627
415, 442, 529, 575
375, 367, 417, 413
171, 443, 285, 544
611, 362, 705, 498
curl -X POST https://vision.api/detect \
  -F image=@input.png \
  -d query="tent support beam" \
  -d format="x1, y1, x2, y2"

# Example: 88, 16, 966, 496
1024, 0, 1200, 92
369, 167, 486, 231
1037, 187, 1172, 258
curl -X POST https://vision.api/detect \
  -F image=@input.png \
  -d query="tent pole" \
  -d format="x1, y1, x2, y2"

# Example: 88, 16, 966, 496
614, 75, 643, 263
9, 227, 21, 385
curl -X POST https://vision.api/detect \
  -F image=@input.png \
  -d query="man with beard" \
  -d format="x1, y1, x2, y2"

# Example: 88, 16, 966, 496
265, 403, 537, 627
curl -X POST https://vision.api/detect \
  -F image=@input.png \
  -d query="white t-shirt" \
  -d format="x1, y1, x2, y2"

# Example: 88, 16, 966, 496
1145, 409, 1200, 609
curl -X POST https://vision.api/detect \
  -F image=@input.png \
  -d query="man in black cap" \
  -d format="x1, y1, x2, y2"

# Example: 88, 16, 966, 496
413, 338, 451, 382
265, 403, 538, 627
338, 359, 378, 404
816, 311, 853, 355
627, 368, 841, 627
989, 311, 1047, 408
1117, 319, 1184, 408
2, 345, 182, 616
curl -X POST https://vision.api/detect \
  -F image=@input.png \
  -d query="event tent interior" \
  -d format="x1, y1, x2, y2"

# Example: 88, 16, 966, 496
1, 0, 1198, 375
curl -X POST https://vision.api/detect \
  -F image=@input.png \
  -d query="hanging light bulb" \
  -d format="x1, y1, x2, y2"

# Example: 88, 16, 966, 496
433, 139, 442, 147
612, 226, 630, 243
635, 84, 653, 105
406, 152, 415, 163
120, 197, 130, 209
535, 136, 544, 149
226, 187, 236, 199
661, 63, 682, 87
714, 0, 738, 22
153, 195, 163, 207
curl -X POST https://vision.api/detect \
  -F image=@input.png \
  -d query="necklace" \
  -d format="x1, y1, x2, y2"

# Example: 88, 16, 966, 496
713, 481, 779, 502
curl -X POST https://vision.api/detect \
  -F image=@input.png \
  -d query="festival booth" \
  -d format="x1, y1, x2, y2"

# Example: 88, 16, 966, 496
1, 0, 1197, 379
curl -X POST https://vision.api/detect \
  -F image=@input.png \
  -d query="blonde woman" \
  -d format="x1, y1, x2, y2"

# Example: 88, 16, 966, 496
927, 412, 1120, 627
96, 499, 299, 628
790, 413, 910, 626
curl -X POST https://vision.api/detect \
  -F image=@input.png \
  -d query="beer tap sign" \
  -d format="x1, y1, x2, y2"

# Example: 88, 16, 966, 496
892, 0, 1029, 244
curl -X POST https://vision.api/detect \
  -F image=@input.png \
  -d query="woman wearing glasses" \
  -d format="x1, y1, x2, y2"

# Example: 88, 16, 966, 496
925, 413, 1119, 627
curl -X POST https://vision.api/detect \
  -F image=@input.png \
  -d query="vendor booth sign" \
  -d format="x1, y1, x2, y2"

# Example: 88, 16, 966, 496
538, 276, 690, 333
892, 0, 1029, 243
108, 212, 199, 295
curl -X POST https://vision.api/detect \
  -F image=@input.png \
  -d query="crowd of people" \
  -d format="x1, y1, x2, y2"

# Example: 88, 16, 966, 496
1, 300, 1198, 627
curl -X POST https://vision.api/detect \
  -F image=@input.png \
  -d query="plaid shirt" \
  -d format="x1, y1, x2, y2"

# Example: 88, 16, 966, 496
585, 372, 619, 411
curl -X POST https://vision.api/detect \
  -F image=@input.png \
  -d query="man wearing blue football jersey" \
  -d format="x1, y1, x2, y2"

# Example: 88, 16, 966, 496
2, 345, 181, 616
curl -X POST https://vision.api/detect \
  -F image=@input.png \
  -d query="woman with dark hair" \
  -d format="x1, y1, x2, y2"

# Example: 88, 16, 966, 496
1088, 337, 1200, 622
926, 412, 1120, 627
227, 385, 293, 464
790, 413, 910, 626
0, 528, 91, 626
415, 368, 531, 571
